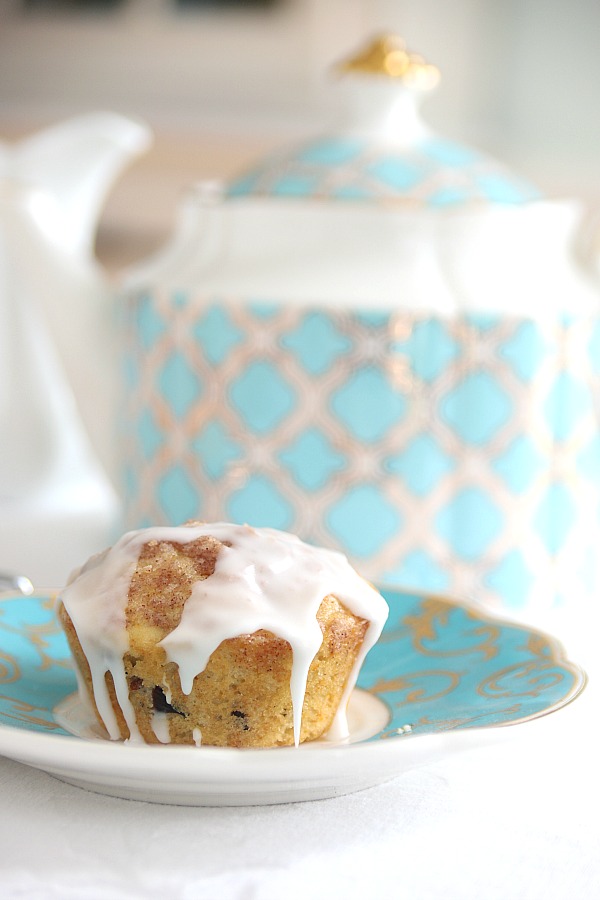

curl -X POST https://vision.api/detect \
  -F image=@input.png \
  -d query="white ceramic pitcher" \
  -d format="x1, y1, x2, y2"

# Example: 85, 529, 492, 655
0, 112, 151, 496
0, 112, 151, 584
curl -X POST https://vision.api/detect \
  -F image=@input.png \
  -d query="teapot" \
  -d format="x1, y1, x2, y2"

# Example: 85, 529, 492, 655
0, 112, 151, 584
119, 36, 600, 619
127, 37, 600, 618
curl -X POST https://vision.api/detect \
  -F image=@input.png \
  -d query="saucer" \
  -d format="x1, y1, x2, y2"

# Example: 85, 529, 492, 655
0, 588, 585, 805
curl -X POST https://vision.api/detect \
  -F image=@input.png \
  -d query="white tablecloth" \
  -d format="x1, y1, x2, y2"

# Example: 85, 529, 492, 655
1, 611, 598, 900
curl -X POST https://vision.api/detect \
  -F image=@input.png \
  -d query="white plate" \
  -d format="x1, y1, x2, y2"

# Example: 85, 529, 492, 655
0, 588, 585, 805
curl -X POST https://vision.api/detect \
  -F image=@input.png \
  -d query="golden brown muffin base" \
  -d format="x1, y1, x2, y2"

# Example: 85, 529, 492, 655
58, 532, 369, 748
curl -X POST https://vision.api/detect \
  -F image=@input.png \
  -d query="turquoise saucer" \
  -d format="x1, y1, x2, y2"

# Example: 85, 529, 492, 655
0, 588, 584, 741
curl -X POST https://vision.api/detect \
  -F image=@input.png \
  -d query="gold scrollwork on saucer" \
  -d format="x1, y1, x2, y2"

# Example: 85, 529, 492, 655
380, 705, 524, 737
25, 617, 71, 671
0, 694, 63, 731
0, 650, 20, 685
369, 668, 462, 704
478, 660, 565, 700
403, 597, 501, 661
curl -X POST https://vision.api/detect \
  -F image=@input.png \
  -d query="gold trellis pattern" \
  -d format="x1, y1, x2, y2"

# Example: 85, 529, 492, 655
121, 295, 600, 617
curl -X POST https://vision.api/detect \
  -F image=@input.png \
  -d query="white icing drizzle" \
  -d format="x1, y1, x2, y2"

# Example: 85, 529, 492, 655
151, 711, 172, 744
192, 727, 203, 747
59, 523, 389, 746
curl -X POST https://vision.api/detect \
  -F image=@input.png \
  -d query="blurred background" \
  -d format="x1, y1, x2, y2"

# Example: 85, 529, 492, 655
1, 0, 599, 270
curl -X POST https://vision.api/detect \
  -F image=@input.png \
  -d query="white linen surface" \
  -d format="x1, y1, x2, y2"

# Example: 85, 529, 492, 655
1, 668, 598, 900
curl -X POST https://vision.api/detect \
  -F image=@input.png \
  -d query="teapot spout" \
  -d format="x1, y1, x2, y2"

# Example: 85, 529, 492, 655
11, 111, 152, 258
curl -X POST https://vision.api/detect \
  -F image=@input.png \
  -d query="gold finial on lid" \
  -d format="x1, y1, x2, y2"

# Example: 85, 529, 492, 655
335, 34, 440, 90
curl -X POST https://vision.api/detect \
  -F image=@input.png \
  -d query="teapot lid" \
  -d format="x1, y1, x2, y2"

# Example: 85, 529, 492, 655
226, 35, 541, 208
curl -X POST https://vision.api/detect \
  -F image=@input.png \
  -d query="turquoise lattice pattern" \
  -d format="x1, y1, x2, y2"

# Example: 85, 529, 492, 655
121, 297, 600, 613
226, 136, 541, 207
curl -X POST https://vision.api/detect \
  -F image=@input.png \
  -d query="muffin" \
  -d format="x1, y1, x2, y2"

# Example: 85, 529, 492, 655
57, 522, 388, 748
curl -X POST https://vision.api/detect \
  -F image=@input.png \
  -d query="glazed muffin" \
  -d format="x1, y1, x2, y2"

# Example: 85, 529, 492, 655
57, 522, 388, 748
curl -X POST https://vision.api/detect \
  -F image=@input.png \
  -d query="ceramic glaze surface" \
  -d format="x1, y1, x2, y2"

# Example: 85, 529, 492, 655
121, 297, 600, 613
0, 589, 583, 741
226, 135, 541, 206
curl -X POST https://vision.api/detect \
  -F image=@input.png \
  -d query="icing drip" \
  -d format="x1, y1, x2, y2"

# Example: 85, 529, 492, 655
59, 523, 389, 746
151, 711, 171, 744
